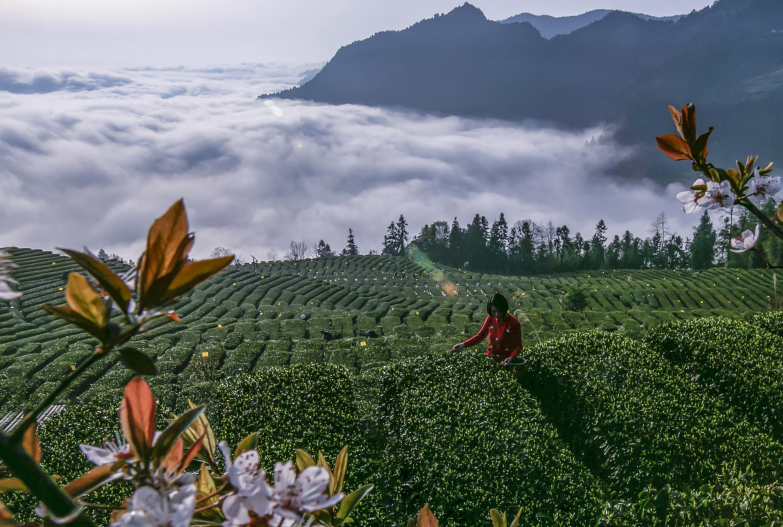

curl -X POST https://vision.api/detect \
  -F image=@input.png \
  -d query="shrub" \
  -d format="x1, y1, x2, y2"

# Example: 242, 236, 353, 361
520, 332, 783, 498
362, 353, 603, 527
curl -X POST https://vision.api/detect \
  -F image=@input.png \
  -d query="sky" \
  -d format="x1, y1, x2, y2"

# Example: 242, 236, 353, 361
0, 1, 723, 261
0, 0, 715, 67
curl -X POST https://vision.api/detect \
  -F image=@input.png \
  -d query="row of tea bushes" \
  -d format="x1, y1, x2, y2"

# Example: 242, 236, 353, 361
2, 356, 604, 527
645, 314, 783, 442
518, 332, 783, 498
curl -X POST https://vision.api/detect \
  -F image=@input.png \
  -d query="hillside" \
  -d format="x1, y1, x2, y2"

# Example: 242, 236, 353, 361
497, 9, 682, 38
0, 247, 776, 411
270, 0, 783, 179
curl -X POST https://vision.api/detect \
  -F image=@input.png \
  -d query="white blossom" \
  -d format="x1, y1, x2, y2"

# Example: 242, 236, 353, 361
111, 475, 196, 527
697, 180, 736, 210
270, 461, 344, 520
730, 224, 761, 253
80, 434, 135, 466
747, 169, 781, 206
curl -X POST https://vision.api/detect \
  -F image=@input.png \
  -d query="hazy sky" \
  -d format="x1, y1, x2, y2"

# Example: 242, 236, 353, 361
1, 0, 714, 67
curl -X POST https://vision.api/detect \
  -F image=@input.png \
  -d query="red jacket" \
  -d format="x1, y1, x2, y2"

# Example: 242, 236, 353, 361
462, 314, 522, 360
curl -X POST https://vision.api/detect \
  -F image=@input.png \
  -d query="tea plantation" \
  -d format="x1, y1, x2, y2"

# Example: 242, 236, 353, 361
3, 248, 783, 525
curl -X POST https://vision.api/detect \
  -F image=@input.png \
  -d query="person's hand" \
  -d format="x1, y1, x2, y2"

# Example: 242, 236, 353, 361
501, 357, 511, 366
451, 343, 464, 352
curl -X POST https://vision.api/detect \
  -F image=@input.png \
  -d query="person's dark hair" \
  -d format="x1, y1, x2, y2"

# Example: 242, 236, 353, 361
486, 293, 509, 316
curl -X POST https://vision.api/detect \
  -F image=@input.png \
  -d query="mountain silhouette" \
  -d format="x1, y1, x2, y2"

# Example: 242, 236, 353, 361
270, 0, 783, 181
498, 9, 682, 39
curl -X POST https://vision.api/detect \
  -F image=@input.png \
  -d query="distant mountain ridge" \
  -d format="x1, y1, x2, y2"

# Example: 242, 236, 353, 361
271, 0, 783, 181
498, 9, 682, 38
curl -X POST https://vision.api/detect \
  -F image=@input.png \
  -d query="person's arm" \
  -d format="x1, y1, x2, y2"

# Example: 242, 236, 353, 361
462, 315, 491, 347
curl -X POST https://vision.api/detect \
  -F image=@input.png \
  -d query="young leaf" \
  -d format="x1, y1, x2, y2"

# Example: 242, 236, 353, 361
58, 249, 131, 314
22, 424, 41, 464
138, 200, 191, 310
417, 504, 438, 527
489, 510, 505, 527
63, 464, 123, 499
656, 134, 692, 161
0, 480, 28, 493
160, 438, 184, 473
681, 103, 697, 145
335, 485, 373, 522
184, 400, 216, 463
118, 348, 157, 375
155, 257, 234, 306
120, 377, 157, 465
509, 507, 523, 527
332, 446, 348, 496
691, 128, 712, 164
295, 449, 316, 472
0, 498, 16, 527
42, 305, 107, 342
234, 432, 258, 458
180, 431, 206, 474
65, 273, 108, 329
152, 406, 205, 467
667, 104, 684, 139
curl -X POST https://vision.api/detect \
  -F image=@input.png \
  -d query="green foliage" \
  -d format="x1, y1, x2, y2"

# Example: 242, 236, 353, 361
645, 316, 783, 441
519, 332, 783, 498
563, 286, 587, 311
363, 353, 603, 527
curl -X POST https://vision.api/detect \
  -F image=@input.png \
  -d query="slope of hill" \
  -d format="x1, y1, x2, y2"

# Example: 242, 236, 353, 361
497, 9, 682, 38
271, 0, 783, 178
0, 247, 775, 411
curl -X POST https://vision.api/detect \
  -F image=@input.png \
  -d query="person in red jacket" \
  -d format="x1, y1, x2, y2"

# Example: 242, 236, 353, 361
451, 293, 522, 366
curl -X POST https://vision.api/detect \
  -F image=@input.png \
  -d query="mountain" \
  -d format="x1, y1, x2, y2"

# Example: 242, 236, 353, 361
270, 0, 783, 181
498, 9, 682, 39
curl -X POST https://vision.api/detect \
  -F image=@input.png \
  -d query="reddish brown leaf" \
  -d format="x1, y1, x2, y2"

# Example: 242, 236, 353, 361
417, 504, 439, 527
22, 424, 41, 464
120, 377, 157, 465
160, 438, 183, 473
63, 464, 120, 499
681, 103, 697, 145
180, 432, 206, 474
65, 273, 108, 329
59, 249, 132, 314
691, 128, 712, 164
157, 256, 233, 305
667, 104, 684, 139
138, 200, 190, 309
0, 499, 17, 527
656, 134, 692, 161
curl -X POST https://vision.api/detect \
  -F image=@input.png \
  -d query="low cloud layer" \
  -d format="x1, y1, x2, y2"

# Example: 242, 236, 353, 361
0, 63, 702, 262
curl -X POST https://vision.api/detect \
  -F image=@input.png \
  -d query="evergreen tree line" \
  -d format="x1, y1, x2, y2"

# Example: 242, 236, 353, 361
411, 200, 783, 274
253, 199, 783, 273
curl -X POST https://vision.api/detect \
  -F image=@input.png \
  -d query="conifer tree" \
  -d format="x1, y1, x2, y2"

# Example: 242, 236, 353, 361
382, 221, 399, 256
690, 211, 717, 269
342, 228, 359, 256
395, 214, 409, 256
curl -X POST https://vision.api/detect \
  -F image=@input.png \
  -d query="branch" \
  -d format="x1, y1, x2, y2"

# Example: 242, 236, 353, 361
0, 431, 96, 527
9, 350, 106, 445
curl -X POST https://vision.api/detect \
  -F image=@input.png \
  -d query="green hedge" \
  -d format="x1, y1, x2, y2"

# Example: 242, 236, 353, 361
519, 332, 783, 498
362, 352, 603, 527
645, 317, 783, 441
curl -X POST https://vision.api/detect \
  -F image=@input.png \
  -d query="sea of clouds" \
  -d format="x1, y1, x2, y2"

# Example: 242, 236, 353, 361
0, 62, 700, 262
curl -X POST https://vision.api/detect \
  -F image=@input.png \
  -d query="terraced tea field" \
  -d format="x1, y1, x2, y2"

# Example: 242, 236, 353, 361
0, 247, 776, 411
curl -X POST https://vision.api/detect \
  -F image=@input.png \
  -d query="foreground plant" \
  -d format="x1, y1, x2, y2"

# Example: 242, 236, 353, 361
657, 103, 782, 265
0, 199, 233, 526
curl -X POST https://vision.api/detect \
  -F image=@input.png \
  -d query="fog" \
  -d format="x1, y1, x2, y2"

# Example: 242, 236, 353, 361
0, 63, 703, 263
